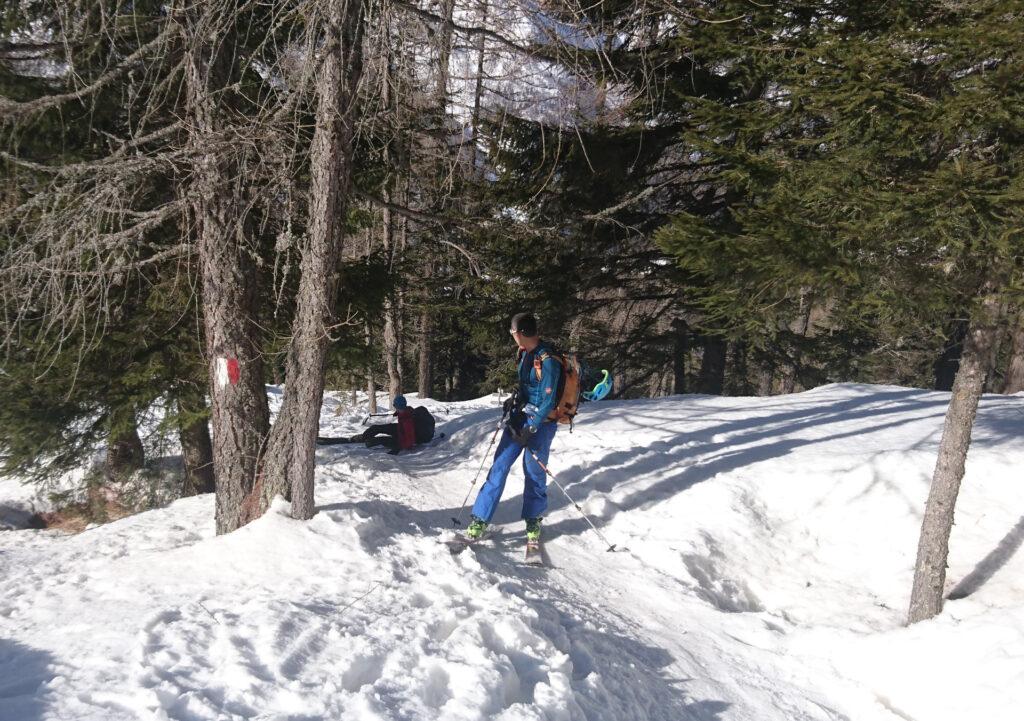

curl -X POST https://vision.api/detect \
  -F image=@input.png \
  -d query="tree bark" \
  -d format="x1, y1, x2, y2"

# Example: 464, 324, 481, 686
380, 47, 403, 401
468, 0, 489, 176
105, 408, 145, 482
672, 319, 688, 394
418, 305, 433, 399
909, 284, 1003, 624
380, 173, 402, 400
177, 389, 214, 496
182, 2, 271, 534
728, 341, 749, 396
257, 0, 365, 521
366, 320, 378, 414
697, 335, 727, 395
1002, 310, 1024, 394
933, 317, 969, 391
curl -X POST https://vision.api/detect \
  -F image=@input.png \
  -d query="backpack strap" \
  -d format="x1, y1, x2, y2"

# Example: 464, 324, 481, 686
534, 351, 549, 381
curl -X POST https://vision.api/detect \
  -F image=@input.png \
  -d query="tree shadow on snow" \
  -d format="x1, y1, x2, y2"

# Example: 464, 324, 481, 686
0, 639, 55, 721
322, 389, 956, 548
315, 387, 1020, 720
948, 514, 1024, 600
539, 388, 950, 543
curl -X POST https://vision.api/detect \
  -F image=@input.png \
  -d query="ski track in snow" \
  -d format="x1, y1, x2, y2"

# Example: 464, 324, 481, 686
2, 384, 1023, 720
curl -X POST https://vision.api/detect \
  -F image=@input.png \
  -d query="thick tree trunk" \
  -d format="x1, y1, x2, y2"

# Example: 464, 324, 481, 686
182, 4, 270, 534
909, 285, 1003, 624
1002, 311, 1024, 394
177, 390, 214, 496
258, 0, 365, 521
697, 335, 727, 395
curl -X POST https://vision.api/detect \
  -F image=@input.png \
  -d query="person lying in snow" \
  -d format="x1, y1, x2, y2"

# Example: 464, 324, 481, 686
317, 396, 435, 455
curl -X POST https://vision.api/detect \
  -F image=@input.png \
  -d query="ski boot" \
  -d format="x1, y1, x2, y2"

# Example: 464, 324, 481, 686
466, 517, 488, 540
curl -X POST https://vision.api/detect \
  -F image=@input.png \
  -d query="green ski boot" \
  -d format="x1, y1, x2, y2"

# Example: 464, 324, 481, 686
466, 517, 488, 540
525, 517, 542, 543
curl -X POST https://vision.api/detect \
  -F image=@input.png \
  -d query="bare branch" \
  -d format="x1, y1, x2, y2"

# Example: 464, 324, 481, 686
0, 23, 178, 122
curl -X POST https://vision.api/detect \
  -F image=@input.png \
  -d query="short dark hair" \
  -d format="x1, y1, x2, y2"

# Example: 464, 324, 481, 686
510, 312, 538, 337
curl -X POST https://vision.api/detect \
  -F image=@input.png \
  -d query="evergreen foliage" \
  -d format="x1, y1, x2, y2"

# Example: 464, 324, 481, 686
2, 0, 1022, 521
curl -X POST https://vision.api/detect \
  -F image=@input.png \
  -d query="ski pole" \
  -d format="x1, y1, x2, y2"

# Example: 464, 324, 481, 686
526, 447, 617, 552
362, 412, 392, 425
451, 412, 507, 527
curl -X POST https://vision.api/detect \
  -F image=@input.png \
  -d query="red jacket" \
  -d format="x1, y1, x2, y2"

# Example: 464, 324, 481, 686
395, 408, 416, 450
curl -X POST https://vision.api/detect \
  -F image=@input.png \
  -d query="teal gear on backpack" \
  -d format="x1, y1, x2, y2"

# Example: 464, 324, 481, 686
583, 369, 612, 402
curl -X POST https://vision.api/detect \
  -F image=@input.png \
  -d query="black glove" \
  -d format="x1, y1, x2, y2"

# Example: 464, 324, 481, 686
508, 422, 537, 446
502, 393, 519, 417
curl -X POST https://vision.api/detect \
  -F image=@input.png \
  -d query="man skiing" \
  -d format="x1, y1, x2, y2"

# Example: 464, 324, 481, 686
466, 313, 561, 545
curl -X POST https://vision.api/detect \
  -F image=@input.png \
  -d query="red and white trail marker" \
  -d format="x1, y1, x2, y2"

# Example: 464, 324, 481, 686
216, 357, 240, 388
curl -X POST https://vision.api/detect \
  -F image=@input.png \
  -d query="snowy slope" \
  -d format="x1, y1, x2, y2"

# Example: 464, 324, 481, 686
1, 384, 1022, 721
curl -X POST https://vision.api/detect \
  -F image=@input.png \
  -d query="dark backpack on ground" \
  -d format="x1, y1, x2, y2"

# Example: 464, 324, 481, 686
412, 406, 435, 443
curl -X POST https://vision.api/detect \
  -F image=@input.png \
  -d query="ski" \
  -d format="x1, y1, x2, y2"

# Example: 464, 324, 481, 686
443, 531, 488, 554
524, 538, 543, 565
316, 436, 359, 446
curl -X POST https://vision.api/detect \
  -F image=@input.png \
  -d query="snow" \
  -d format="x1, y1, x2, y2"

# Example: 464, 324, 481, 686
2, 383, 1023, 720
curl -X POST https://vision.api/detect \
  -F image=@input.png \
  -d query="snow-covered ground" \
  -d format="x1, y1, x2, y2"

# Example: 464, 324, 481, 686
2, 384, 1022, 721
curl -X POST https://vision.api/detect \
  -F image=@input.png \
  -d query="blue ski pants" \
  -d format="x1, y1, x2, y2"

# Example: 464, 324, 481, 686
471, 419, 558, 523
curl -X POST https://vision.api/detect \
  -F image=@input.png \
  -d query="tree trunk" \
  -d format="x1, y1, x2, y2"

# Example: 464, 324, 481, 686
366, 321, 378, 414
383, 290, 402, 400
376, 30, 403, 403
414, 0, 453, 401
177, 390, 214, 496
435, 0, 455, 106
672, 319, 688, 394
469, 0, 489, 176
909, 284, 1003, 624
697, 335, 727, 395
258, 0, 365, 521
182, 3, 271, 534
778, 366, 797, 394
105, 408, 145, 482
933, 317, 969, 391
418, 305, 433, 399
612, 369, 626, 400
728, 341, 749, 396
1002, 311, 1024, 394
380, 184, 403, 400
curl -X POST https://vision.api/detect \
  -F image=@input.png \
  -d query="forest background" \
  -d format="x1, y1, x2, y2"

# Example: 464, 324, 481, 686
1, 0, 1021, 617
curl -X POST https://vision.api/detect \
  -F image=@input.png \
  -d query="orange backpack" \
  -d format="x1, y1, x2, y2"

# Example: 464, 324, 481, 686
520, 349, 584, 427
